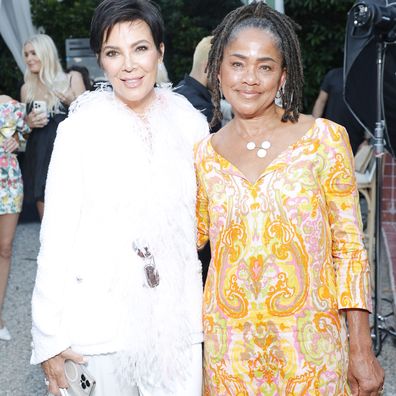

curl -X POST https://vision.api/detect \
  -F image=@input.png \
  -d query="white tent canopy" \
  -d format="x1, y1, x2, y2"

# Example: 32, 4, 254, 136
0, 0, 36, 72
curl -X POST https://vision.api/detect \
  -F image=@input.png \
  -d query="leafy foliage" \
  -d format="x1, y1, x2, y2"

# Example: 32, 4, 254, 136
158, 0, 241, 81
284, 0, 355, 110
30, 0, 241, 83
12, 0, 240, 85
31, 0, 100, 62
0, 36, 24, 99
1, 0, 355, 111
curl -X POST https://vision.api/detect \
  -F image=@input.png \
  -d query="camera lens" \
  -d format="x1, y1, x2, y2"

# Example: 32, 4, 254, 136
353, 4, 372, 27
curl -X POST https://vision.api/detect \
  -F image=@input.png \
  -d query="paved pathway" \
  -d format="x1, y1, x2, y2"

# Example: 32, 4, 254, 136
0, 223, 395, 395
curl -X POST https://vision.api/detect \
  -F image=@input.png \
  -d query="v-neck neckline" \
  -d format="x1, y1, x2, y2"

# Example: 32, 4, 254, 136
208, 119, 318, 186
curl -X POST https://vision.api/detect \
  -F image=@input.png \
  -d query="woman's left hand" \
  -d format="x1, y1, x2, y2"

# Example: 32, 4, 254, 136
348, 348, 385, 395
3, 137, 19, 153
54, 89, 76, 106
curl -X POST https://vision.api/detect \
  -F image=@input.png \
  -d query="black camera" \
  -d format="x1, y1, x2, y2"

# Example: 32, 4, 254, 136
344, 0, 396, 157
352, 1, 396, 41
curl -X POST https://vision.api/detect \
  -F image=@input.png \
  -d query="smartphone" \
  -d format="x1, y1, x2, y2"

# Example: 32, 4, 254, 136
33, 100, 47, 114
63, 360, 96, 396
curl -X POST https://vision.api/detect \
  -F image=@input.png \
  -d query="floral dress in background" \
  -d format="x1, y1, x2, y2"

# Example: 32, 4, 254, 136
195, 119, 371, 396
0, 100, 30, 214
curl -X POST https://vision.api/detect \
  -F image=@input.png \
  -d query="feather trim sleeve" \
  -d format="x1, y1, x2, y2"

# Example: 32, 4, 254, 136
31, 118, 83, 363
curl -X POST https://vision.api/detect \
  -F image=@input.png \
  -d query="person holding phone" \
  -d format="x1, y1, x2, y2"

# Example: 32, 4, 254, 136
21, 34, 86, 219
30, 1, 209, 395
0, 94, 30, 341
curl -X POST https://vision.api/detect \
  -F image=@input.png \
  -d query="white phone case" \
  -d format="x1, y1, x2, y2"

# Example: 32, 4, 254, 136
33, 100, 47, 114
63, 360, 96, 396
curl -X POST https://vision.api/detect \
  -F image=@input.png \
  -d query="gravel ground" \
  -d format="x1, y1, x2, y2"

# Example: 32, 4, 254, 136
0, 223, 46, 396
0, 222, 395, 395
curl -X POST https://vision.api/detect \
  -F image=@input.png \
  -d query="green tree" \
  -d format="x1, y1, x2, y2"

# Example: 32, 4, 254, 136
0, 36, 24, 99
1, 0, 355, 111
28, 0, 240, 83
31, 0, 100, 63
158, 0, 241, 81
284, 0, 355, 111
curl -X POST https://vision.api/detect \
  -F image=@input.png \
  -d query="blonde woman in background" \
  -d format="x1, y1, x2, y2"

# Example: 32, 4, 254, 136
156, 61, 171, 86
21, 34, 85, 219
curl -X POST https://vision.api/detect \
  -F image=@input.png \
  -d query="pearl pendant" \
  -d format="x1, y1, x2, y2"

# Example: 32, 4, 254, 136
246, 140, 271, 158
246, 141, 256, 150
257, 148, 267, 158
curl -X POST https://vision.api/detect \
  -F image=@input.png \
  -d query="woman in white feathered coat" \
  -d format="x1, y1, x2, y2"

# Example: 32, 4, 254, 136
31, 1, 208, 395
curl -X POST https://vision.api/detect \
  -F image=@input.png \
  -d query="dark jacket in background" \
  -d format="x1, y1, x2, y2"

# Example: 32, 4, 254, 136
174, 74, 221, 133
174, 74, 220, 284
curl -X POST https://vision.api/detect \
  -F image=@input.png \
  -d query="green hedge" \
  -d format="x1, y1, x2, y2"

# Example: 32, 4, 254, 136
284, 0, 355, 111
0, 37, 23, 98
0, 0, 356, 111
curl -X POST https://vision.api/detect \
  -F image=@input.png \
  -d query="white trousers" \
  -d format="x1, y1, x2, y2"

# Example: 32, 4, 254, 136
83, 343, 202, 396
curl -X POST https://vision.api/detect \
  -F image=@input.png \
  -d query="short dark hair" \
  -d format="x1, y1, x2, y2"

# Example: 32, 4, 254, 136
66, 65, 92, 91
207, 1, 303, 126
90, 0, 164, 55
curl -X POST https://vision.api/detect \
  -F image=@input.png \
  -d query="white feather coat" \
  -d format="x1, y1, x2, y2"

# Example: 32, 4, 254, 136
31, 88, 209, 389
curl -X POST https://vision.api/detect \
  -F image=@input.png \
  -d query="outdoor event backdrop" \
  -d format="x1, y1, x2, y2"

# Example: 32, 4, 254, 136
0, 0, 355, 111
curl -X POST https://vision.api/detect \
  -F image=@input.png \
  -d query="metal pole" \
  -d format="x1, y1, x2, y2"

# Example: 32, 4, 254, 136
373, 40, 385, 355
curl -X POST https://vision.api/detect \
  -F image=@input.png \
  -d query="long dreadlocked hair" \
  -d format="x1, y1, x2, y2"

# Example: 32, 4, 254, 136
207, 1, 303, 127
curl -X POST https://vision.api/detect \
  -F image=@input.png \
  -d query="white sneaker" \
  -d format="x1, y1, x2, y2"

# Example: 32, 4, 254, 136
0, 326, 11, 341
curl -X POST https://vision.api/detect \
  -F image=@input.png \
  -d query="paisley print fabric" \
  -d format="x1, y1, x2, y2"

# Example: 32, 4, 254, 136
195, 118, 371, 396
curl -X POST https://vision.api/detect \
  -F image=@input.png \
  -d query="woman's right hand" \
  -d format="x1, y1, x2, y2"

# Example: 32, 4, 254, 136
26, 110, 49, 129
42, 348, 86, 396
3, 137, 19, 153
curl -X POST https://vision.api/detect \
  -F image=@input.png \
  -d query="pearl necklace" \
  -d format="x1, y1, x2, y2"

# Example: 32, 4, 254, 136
246, 140, 271, 158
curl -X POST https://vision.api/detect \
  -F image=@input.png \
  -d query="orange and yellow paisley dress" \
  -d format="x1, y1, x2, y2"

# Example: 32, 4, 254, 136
195, 119, 371, 396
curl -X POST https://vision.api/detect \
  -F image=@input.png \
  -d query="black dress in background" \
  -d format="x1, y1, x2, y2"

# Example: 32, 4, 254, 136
23, 103, 68, 203
174, 75, 221, 285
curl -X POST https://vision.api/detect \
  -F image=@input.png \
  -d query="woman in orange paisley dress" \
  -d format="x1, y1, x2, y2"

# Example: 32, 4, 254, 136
195, 2, 384, 395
